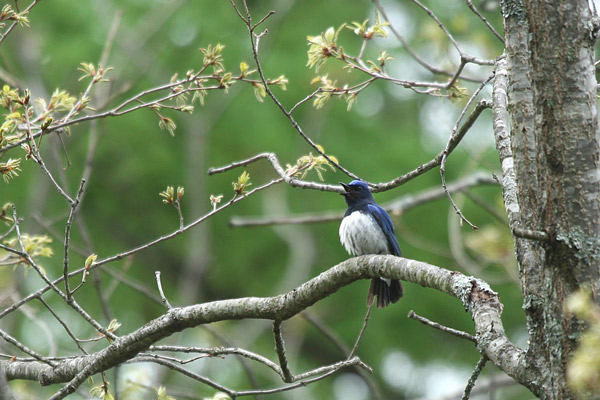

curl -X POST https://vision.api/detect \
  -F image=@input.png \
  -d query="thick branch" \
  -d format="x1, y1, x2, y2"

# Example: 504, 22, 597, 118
2, 255, 526, 398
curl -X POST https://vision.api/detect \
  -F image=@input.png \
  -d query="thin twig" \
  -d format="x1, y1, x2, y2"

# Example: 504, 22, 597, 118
0, 177, 284, 322
411, 0, 494, 66
0, 0, 42, 47
273, 320, 293, 382
0, 327, 56, 367
101, 264, 163, 306
373, 0, 481, 82
439, 82, 493, 229
462, 355, 488, 400
155, 271, 172, 310
229, 171, 497, 227
23, 108, 74, 204
302, 311, 384, 400
149, 345, 281, 375
349, 305, 372, 358
63, 179, 86, 299
408, 310, 476, 342
208, 152, 341, 193
37, 297, 89, 355
8, 206, 117, 342
240, 3, 360, 181
465, 0, 504, 43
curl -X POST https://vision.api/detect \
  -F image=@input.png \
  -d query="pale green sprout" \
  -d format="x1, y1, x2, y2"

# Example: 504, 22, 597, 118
158, 116, 177, 136
253, 82, 266, 102
78, 62, 113, 83
107, 318, 121, 334
306, 25, 346, 72
271, 75, 289, 91
210, 194, 224, 211
192, 81, 208, 106
311, 75, 337, 109
0, 203, 14, 225
285, 145, 338, 181
155, 386, 176, 400
348, 11, 389, 39
3, 234, 53, 273
200, 43, 226, 72
160, 186, 184, 205
239, 61, 257, 78
0, 5, 30, 27
219, 72, 235, 93
233, 171, 251, 195
0, 158, 21, 183
90, 384, 114, 400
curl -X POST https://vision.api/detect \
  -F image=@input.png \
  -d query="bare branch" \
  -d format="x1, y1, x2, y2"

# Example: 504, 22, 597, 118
0, 0, 42, 47
37, 297, 88, 355
2, 255, 526, 397
465, 0, 504, 42
239, 1, 360, 181
6, 207, 117, 342
273, 320, 293, 382
63, 179, 86, 299
230, 171, 497, 227
373, 0, 483, 82
349, 306, 372, 358
492, 56, 520, 231
374, 99, 492, 192
440, 75, 494, 230
407, 310, 476, 343
462, 355, 488, 400
411, 0, 495, 66
0, 177, 283, 323
148, 345, 281, 375
155, 271, 173, 310
0, 327, 56, 367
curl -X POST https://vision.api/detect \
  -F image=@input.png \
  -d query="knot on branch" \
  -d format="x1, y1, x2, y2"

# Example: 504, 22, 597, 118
452, 274, 500, 314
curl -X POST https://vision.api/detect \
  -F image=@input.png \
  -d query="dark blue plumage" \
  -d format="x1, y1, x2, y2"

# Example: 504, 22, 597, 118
339, 180, 404, 308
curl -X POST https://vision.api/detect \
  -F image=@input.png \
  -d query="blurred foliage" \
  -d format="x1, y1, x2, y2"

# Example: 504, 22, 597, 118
0, 0, 535, 399
567, 289, 600, 399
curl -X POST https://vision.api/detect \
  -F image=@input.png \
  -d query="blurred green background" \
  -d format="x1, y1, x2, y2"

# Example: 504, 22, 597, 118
0, 0, 530, 398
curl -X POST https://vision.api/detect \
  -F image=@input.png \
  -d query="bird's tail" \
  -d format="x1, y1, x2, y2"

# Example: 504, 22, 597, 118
367, 278, 404, 308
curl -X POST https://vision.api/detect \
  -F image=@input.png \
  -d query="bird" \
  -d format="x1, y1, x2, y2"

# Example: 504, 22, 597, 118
339, 180, 404, 308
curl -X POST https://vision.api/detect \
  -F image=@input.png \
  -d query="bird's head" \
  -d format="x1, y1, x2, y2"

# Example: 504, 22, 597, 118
340, 180, 374, 205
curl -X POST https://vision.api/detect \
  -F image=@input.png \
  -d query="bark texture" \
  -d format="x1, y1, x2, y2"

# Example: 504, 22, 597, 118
502, 0, 600, 397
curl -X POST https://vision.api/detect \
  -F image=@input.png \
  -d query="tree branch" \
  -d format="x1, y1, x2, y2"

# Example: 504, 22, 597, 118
2, 255, 526, 398
229, 171, 497, 228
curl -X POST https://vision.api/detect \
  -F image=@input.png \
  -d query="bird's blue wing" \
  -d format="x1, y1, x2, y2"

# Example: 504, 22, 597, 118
367, 204, 402, 256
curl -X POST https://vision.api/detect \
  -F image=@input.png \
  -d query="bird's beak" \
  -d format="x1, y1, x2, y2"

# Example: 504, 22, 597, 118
340, 182, 351, 194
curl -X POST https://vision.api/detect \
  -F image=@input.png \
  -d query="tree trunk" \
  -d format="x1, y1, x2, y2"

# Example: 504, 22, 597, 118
502, 0, 600, 397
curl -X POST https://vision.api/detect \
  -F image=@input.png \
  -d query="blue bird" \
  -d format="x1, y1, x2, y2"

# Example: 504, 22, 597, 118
339, 180, 404, 308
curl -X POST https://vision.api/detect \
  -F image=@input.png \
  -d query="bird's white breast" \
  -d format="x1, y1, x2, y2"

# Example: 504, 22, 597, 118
339, 211, 389, 256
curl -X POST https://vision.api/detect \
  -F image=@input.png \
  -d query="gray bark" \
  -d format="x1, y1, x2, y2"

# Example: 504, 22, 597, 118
1, 255, 522, 399
501, 0, 600, 397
